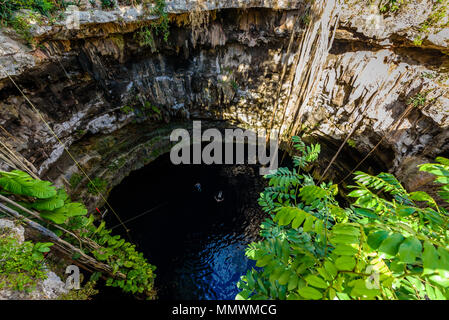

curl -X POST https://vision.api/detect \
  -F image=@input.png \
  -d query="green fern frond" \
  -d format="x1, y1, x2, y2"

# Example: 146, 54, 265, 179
353, 171, 409, 204
292, 136, 321, 169
266, 167, 301, 189
0, 170, 57, 199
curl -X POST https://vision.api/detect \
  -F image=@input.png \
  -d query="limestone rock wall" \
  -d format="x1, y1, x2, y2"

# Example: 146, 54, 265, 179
0, 0, 447, 194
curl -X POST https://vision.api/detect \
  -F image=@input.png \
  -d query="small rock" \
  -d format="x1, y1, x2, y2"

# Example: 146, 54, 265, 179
0, 218, 25, 243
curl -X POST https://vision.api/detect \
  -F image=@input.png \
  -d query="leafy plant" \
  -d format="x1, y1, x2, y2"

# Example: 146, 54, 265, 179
87, 177, 107, 195
0, 0, 55, 26
135, 0, 170, 50
408, 92, 428, 108
412, 0, 448, 45
69, 173, 83, 189
347, 139, 357, 149
135, 26, 157, 51
413, 35, 424, 46
0, 170, 157, 297
0, 234, 52, 292
59, 280, 98, 300
100, 0, 115, 9
142, 101, 162, 120
120, 105, 134, 115
419, 0, 448, 33
85, 220, 157, 295
379, 0, 404, 13
0, 170, 57, 199
236, 137, 449, 300
0, 170, 86, 224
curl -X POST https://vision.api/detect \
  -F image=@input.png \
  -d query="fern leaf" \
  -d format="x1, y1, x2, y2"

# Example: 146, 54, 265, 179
299, 185, 328, 204
0, 170, 57, 199
353, 171, 408, 200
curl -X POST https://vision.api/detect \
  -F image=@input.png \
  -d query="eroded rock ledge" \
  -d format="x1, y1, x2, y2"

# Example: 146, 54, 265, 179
0, 0, 447, 207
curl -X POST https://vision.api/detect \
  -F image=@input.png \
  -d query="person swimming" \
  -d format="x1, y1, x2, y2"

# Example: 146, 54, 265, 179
194, 182, 202, 192
214, 190, 224, 203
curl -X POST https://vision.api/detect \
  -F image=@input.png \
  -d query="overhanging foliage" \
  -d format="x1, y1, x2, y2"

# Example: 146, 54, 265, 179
237, 137, 449, 300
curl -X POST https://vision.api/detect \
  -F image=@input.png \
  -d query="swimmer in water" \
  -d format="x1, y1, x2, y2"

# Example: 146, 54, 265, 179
194, 182, 202, 192
214, 190, 224, 203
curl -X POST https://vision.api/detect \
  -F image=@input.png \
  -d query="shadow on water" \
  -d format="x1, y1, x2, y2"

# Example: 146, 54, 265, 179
98, 145, 270, 300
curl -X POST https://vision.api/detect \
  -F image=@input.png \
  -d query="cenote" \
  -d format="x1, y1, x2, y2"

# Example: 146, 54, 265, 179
100, 142, 277, 300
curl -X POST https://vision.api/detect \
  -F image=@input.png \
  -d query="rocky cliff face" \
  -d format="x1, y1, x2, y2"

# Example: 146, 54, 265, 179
0, 0, 447, 206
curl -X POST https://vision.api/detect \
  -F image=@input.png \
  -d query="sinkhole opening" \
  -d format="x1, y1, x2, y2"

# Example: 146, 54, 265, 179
98, 142, 285, 300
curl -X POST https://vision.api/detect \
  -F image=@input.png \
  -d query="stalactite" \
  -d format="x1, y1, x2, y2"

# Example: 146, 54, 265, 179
189, 0, 211, 48
273, 0, 341, 142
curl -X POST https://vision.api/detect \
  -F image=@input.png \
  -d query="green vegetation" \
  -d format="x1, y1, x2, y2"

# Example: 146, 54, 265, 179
135, 26, 157, 51
0, 234, 53, 292
413, 0, 448, 46
0, 0, 59, 44
419, 0, 448, 33
69, 172, 83, 189
236, 137, 449, 300
87, 177, 108, 195
101, 0, 115, 9
347, 139, 357, 149
422, 71, 437, 79
135, 0, 170, 50
0, 0, 55, 23
59, 280, 98, 300
379, 0, 404, 13
408, 92, 428, 108
120, 105, 134, 115
1, 0, 169, 46
413, 36, 424, 46
0, 170, 157, 297
230, 80, 240, 92
143, 101, 162, 120
121, 101, 163, 121
9, 11, 36, 44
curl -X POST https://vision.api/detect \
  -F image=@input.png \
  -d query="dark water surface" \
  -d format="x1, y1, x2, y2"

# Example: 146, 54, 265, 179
105, 152, 266, 300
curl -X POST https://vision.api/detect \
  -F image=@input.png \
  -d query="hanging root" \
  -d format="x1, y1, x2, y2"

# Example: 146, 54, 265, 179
270, 0, 341, 162
277, 0, 340, 138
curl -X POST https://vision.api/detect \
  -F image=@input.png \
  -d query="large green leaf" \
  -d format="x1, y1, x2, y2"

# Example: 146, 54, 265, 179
0, 170, 57, 199
40, 210, 67, 224
30, 189, 67, 211
278, 270, 291, 285
367, 230, 389, 250
288, 274, 299, 290
324, 261, 338, 278
299, 186, 328, 204
335, 256, 356, 271
423, 241, 439, 276
378, 233, 405, 258
63, 203, 88, 217
333, 244, 358, 256
398, 237, 422, 264
291, 210, 306, 229
297, 286, 323, 300
305, 275, 327, 289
